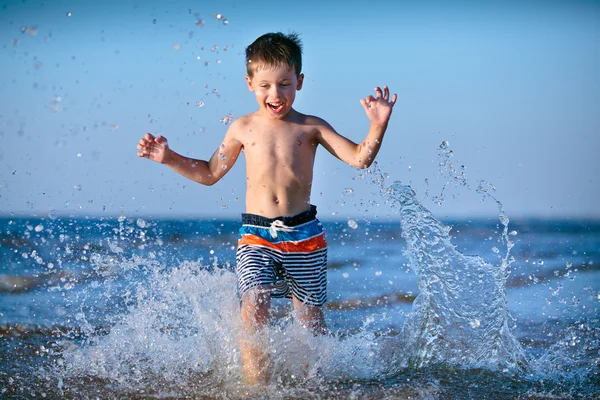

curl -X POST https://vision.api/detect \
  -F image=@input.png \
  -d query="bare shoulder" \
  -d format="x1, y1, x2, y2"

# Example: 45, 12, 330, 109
225, 113, 254, 139
299, 114, 336, 136
297, 113, 334, 130
229, 114, 251, 130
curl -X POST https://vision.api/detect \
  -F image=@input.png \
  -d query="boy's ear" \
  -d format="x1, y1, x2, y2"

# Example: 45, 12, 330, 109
296, 73, 304, 91
245, 75, 255, 92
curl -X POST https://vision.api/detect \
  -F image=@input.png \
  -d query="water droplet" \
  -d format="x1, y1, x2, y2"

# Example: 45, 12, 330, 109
342, 272, 349, 279
136, 219, 147, 228
470, 319, 481, 329
76, 153, 82, 158
375, 270, 382, 276
34, 224, 43, 232
219, 153, 226, 160
491, 246, 499, 253
195, 101, 204, 107
66, 12, 72, 17
343, 188, 354, 196
221, 165, 227, 170
220, 113, 234, 125
347, 219, 358, 229
118, 215, 126, 223
566, 261, 573, 269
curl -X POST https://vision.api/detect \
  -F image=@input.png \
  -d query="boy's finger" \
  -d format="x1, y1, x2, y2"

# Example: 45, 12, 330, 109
359, 98, 369, 111
145, 132, 155, 141
374, 87, 383, 98
390, 93, 398, 105
155, 135, 167, 144
383, 86, 390, 100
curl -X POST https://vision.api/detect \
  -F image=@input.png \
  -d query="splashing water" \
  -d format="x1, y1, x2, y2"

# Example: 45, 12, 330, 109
220, 113, 234, 125
61, 261, 244, 394
385, 183, 527, 370
50, 183, 534, 397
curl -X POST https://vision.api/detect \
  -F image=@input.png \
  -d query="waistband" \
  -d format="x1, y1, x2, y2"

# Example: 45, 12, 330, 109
241, 205, 317, 227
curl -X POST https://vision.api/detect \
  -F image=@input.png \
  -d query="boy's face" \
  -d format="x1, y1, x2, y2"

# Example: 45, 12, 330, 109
245, 64, 304, 120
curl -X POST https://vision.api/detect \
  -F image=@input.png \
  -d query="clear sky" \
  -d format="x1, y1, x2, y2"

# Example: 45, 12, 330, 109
1, 0, 599, 220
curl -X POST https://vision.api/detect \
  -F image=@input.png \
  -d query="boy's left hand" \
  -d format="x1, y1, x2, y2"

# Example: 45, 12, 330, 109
360, 86, 397, 126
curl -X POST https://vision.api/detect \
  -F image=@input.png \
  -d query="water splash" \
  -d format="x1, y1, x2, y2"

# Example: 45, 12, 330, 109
220, 113, 234, 125
54, 184, 531, 396
385, 183, 528, 370
60, 259, 243, 393
431, 140, 469, 206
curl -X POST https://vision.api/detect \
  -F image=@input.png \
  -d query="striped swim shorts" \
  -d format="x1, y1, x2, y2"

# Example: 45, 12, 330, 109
236, 205, 328, 306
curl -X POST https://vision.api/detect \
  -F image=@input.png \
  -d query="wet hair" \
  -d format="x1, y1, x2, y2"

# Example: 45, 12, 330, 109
245, 32, 303, 77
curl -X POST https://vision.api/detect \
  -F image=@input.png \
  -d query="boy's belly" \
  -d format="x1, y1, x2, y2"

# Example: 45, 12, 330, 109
244, 185, 312, 218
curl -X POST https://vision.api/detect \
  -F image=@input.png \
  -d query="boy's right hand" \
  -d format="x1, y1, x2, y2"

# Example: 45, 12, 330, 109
137, 133, 170, 164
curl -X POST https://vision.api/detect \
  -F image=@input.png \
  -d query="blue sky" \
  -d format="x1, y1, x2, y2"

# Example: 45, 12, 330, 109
1, 0, 599, 220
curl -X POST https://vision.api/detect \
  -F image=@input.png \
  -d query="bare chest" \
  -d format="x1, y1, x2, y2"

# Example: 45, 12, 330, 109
241, 126, 318, 162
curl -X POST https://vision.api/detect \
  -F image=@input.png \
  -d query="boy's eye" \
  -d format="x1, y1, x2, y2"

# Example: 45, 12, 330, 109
280, 83, 290, 87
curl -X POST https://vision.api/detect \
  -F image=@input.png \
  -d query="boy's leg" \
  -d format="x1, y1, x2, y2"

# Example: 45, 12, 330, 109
292, 295, 327, 335
240, 287, 271, 385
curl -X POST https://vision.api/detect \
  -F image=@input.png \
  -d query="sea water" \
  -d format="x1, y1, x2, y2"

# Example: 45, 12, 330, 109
1, 162, 599, 398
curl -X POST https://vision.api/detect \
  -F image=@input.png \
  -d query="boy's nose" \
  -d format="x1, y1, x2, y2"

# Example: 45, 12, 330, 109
270, 87, 282, 98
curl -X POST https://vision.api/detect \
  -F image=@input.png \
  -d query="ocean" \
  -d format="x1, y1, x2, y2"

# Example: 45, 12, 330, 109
1, 183, 598, 399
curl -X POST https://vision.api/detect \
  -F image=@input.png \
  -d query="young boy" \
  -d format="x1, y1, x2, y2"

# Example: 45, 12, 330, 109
137, 32, 396, 384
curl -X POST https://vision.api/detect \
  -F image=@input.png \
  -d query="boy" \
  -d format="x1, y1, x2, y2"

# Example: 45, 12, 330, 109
137, 32, 396, 384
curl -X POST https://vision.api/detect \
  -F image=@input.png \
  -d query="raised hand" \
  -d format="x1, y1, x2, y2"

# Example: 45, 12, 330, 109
359, 86, 397, 126
137, 133, 170, 164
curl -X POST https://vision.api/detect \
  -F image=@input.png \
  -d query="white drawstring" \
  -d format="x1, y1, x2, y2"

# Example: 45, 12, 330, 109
269, 220, 293, 238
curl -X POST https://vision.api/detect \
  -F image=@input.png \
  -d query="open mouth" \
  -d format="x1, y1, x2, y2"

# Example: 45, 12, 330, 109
267, 102, 285, 113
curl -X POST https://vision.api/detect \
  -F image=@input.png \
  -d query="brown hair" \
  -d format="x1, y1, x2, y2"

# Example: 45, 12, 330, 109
245, 32, 303, 77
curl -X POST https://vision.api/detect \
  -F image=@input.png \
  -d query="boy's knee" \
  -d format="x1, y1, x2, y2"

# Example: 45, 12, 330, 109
241, 286, 272, 329
242, 286, 272, 307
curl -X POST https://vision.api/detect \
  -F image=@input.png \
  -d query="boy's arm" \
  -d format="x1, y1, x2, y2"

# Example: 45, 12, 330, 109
316, 86, 397, 169
137, 121, 243, 186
